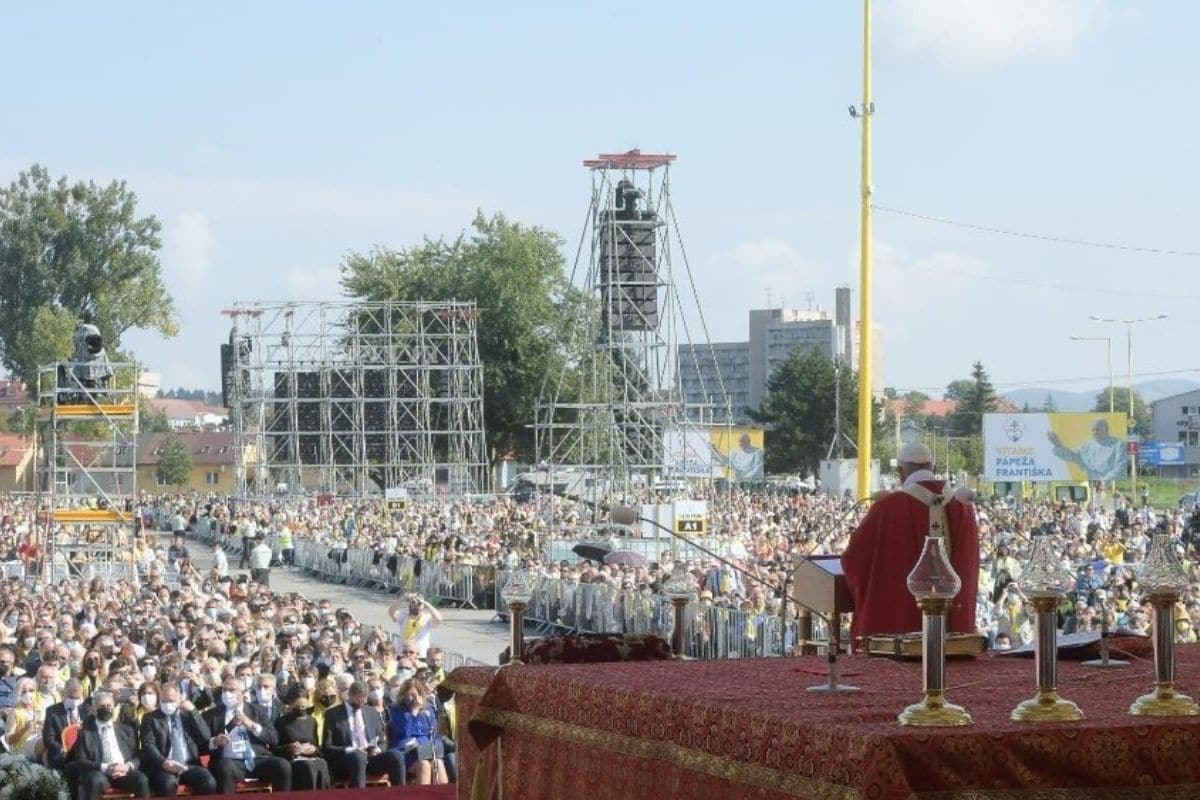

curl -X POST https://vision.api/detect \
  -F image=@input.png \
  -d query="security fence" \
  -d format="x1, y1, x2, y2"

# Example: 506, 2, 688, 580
496, 569, 822, 660
291, 539, 498, 610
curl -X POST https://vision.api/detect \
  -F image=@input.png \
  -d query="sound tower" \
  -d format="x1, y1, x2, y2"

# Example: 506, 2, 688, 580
599, 179, 659, 334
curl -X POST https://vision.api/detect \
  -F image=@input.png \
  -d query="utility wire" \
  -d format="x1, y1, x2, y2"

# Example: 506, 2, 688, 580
892, 367, 1200, 396
876, 257, 1200, 301
874, 205, 1200, 258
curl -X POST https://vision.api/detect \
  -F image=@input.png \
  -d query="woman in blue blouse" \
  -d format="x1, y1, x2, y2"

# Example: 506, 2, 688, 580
389, 678, 447, 785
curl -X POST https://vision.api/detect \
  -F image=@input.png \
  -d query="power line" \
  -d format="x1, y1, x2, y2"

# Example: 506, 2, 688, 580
874, 205, 1200, 257
877, 256, 1200, 301
892, 367, 1200, 396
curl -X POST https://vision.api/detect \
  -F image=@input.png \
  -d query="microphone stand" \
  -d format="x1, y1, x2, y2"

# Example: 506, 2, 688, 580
562, 489, 867, 691
1081, 598, 1128, 668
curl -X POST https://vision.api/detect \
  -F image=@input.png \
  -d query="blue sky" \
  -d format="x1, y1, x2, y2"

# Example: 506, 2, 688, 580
1, 1, 1195, 399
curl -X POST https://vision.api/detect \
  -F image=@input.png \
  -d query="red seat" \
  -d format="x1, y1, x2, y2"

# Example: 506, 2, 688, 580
192, 754, 273, 794
333, 775, 392, 788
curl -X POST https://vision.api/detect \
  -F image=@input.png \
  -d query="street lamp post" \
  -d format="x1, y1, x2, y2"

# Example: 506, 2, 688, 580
1069, 336, 1114, 413
1089, 314, 1169, 494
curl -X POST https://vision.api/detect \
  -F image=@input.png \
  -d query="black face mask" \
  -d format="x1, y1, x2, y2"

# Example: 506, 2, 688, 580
294, 706, 309, 717
95, 707, 114, 723
0, 664, 9, 676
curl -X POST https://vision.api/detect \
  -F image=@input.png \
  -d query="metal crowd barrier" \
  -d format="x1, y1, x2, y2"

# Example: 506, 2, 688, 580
495, 568, 818, 660
546, 536, 725, 565
291, 539, 497, 610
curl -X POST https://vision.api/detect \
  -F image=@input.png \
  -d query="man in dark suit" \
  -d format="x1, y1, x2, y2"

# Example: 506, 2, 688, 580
250, 674, 285, 725
322, 681, 405, 787
43, 678, 89, 770
201, 677, 291, 794
140, 684, 218, 796
66, 690, 151, 800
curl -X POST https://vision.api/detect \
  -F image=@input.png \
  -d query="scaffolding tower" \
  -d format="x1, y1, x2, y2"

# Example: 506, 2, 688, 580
35, 360, 140, 584
225, 300, 488, 497
534, 150, 729, 502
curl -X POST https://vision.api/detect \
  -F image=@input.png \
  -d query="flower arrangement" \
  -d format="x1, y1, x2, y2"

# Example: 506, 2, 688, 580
0, 754, 69, 800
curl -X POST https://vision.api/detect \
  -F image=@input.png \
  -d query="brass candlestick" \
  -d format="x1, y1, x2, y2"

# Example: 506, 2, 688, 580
1010, 594, 1083, 722
898, 534, 970, 726
1130, 532, 1198, 716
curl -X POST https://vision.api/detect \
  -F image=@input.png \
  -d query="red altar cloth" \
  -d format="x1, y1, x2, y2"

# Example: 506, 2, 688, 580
264, 787, 452, 800
451, 647, 1200, 800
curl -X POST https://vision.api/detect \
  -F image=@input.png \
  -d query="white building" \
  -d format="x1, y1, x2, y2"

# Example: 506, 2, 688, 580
677, 287, 882, 422
1149, 388, 1200, 478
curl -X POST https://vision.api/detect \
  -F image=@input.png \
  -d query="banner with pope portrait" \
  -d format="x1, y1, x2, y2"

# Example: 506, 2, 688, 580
983, 412, 1128, 482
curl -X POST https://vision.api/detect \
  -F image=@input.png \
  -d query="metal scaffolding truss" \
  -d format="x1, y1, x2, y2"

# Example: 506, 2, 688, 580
35, 360, 140, 583
226, 300, 488, 497
534, 150, 729, 500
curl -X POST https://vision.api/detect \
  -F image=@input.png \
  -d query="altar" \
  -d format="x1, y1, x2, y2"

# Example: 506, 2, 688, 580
450, 647, 1200, 800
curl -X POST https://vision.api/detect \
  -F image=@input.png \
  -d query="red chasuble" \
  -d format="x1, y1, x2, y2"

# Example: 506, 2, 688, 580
840, 480, 980, 645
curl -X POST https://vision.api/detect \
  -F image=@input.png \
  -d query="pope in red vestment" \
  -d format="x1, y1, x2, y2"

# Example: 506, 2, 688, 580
841, 443, 980, 646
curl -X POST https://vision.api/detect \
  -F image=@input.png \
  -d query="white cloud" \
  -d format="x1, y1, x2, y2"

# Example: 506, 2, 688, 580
712, 238, 816, 308
879, 0, 1110, 69
166, 211, 216, 290
284, 266, 344, 301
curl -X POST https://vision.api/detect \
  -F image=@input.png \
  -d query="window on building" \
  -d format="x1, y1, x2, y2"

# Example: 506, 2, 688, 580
205, 471, 219, 485
155, 474, 169, 487
1184, 406, 1191, 416
1182, 431, 1200, 446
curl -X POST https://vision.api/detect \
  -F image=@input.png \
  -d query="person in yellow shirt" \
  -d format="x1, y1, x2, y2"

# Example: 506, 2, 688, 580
4, 677, 44, 758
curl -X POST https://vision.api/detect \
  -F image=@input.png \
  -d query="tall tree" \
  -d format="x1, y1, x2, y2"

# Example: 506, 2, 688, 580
753, 348, 869, 476
1094, 387, 1150, 435
1041, 393, 1058, 412
0, 165, 178, 383
341, 211, 591, 457
155, 433, 193, 488
946, 361, 998, 437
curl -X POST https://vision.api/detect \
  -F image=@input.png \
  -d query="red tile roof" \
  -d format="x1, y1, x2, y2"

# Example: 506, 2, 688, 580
889, 398, 958, 418
147, 398, 228, 420
0, 434, 32, 468
136, 431, 238, 466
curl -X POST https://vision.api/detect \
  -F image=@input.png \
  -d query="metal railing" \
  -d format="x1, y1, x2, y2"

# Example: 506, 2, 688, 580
496, 569, 821, 660
291, 539, 498, 609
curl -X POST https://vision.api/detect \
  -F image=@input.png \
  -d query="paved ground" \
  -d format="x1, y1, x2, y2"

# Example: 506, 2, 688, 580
172, 533, 508, 665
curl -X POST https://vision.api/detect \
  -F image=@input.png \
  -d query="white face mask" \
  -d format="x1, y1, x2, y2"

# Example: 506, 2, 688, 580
161, 701, 179, 716
63, 697, 80, 711
258, 689, 274, 703
142, 666, 157, 679
302, 677, 316, 691
221, 691, 240, 708
141, 694, 158, 711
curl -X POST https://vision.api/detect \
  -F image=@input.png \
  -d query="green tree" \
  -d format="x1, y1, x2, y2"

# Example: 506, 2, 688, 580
901, 390, 930, 425
341, 211, 591, 457
1094, 387, 1150, 436
155, 433, 193, 488
754, 348, 872, 476
1041, 394, 1058, 412
0, 165, 178, 383
946, 361, 998, 437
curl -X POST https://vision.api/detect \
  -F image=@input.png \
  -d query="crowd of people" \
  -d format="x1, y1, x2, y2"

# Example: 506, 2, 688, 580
1, 476, 1199, 795
0, 494, 457, 796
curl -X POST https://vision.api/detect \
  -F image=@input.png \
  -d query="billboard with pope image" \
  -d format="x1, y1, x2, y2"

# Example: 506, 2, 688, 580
662, 426, 766, 483
983, 412, 1128, 482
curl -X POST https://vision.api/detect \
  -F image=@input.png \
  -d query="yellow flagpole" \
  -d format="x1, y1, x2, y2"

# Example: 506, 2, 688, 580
856, 0, 874, 500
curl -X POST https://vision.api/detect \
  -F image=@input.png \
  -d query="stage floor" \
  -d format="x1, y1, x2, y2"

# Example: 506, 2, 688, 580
452, 646, 1200, 800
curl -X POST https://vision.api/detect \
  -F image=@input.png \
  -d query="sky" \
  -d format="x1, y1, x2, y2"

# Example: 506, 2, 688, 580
1, 1, 1197, 400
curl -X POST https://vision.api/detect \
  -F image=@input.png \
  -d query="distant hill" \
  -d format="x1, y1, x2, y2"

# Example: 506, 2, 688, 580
1004, 379, 1200, 412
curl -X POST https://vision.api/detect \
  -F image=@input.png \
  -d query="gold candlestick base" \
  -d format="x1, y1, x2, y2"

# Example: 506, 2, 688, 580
898, 691, 972, 727
1011, 689, 1084, 723
1130, 683, 1200, 717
